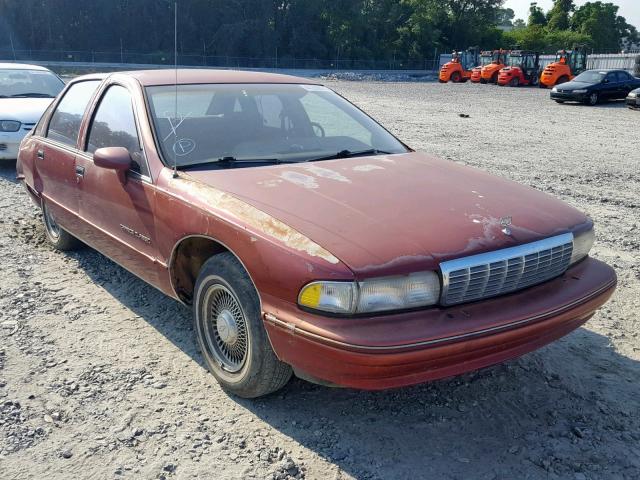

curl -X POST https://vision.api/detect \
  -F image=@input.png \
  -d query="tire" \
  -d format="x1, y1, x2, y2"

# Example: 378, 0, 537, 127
438, 79, 446, 83
193, 252, 292, 398
480, 78, 487, 84
554, 100, 565, 104
42, 201, 81, 251
451, 72, 461, 83
509, 77, 520, 87
586, 92, 599, 106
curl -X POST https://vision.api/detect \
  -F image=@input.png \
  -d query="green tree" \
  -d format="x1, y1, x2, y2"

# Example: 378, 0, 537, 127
571, 1, 638, 51
547, 0, 573, 31
528, 2, 547, 27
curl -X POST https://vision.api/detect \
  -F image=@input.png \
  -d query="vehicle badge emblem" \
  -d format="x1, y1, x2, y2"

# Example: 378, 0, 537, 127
500, 216, 512, 235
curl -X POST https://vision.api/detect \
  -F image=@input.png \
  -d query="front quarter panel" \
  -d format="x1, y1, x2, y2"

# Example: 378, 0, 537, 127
154, 168, 354, 306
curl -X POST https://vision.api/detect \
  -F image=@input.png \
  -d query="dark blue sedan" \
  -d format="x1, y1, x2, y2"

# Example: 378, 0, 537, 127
550, 69, 640, 106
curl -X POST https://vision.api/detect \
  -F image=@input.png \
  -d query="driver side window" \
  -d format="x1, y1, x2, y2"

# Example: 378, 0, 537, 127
87, 85, 148, 176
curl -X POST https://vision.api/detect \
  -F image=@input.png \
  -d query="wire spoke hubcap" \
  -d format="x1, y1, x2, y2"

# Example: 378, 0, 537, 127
44, 206, 60, 239
205, 285, 248, 372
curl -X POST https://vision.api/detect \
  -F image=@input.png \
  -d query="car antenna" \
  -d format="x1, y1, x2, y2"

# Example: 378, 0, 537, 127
172, 1, 179, 179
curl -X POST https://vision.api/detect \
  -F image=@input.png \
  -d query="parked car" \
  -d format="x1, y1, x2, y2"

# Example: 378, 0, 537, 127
17, 70, 617, 398
0, 63, 64, 160
626, 87, 640, 109
550, 69, 640, 105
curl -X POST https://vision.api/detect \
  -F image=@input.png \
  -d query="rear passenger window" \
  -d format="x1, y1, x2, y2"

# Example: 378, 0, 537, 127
87, 85, 147, 176
47, 80, 100, 147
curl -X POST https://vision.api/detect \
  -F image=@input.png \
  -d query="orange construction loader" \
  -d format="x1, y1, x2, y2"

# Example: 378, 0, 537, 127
479, 49, 508, 84
539, 46, 588, 88
497, 50, 541, 87
439, 47, 480, 83
470, 51, 495, 83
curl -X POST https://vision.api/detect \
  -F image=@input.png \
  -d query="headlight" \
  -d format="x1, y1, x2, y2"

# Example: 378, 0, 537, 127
572, 89, 587, 94
298, 271, 441, 315
629, 92, 638, 98
570, 228, 595, 265
0, 120, 21, 132
551, 86, 558, 92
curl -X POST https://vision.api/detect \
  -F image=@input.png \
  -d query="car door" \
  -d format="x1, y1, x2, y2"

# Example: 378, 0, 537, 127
601, 72, 619, 99
75, 83, 159, 285
36, 80, 101, 234
616, 72, 634, 98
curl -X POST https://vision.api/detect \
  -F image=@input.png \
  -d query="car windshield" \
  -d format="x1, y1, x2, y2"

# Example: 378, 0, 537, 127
146, 83, 408, 168
506, 55, 522, 67
573, 71, 605, 83
0, 69, 64, 98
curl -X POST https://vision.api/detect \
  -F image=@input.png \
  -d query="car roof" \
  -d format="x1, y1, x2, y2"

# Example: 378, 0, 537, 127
117, 69, 321, 87
0, 62, 52, 71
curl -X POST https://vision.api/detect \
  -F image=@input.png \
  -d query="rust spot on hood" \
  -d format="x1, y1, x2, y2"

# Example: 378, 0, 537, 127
171, 172, 339, 264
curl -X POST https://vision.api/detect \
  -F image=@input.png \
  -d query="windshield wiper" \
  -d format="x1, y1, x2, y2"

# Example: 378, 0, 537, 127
178, 156, 297, 170
305, 149, 392, 162
11, 93, 54, 98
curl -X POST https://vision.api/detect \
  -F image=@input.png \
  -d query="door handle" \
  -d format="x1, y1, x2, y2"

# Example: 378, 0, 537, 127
75, 165, 85, 178
37, 149, 44, 160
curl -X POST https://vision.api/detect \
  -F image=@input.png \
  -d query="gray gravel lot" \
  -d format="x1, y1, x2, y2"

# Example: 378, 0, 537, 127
1, 81, 639, 480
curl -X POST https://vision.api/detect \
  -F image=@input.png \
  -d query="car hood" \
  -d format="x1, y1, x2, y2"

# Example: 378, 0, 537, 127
186, 152, 588, 276
557, 80, 593, 90
0, 98, 53, 123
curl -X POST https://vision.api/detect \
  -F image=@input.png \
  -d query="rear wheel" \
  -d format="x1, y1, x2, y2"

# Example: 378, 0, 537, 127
586, 92, 599, 106
509, 77, 520, 87
451, 71, 462, 83
42, 201, 81, 251
193, 252, 292, 398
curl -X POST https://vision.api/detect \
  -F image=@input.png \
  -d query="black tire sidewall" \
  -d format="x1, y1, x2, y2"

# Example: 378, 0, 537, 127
193, 253, 278, 396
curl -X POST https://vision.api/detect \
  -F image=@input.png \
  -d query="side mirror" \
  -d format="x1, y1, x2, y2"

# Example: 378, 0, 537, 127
602, 78, 609, 84
94, 147, 131, 184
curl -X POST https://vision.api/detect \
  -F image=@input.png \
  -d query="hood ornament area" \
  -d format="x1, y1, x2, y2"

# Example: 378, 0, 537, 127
500, 216, 513, 235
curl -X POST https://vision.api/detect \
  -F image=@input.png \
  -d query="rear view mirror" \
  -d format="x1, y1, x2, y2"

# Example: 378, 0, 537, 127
94, 147, 131, 184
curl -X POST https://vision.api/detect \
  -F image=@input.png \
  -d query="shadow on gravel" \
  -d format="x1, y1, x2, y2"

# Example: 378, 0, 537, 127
0, 161, 18, 184
64, 243, 640, 479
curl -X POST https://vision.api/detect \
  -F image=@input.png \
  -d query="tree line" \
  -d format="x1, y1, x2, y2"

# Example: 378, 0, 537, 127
0, 1, 637, 65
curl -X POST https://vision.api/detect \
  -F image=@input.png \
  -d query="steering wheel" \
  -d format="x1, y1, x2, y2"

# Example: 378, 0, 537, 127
310, 122, 325, 138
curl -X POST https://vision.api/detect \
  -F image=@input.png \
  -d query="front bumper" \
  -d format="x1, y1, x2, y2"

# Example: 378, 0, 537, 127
262, 257, 616, 389
550, 91, 588, 102
0, 131, 25, 160
626, 96, 639, 108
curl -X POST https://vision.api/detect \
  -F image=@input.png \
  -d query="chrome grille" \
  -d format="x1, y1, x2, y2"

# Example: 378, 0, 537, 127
440, 233, 573, 306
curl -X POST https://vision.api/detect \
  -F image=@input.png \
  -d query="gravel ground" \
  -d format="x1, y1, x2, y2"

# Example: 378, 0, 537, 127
1, 81, 639, 480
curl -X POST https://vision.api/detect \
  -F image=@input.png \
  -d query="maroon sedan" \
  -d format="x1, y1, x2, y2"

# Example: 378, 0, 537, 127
17, 70, 616, 398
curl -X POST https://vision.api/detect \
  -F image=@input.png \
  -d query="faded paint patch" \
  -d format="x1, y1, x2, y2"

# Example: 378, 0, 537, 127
301, 164, 351, 183
279, 171, 319, 189
257, 179, 283, 188
376, 156, 396, 164
172, 173, 339, 264
353, 164, 385, 172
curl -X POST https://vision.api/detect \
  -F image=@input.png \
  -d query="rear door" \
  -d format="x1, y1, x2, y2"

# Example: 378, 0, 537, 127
75, 82, 159, 285
36, 80, 101, 234
616, 71, 634, 98
602, 72, 619, 99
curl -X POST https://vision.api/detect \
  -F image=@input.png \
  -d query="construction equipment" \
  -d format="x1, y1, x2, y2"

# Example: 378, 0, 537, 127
498, 50, 541, 87
539, 46, 588, 88
470, 51, 495, 83
439, 47, 480, 83
479, 49, 508, 84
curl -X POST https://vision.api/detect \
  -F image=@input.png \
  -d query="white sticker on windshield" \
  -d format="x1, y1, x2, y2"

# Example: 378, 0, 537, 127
300, 85, 330, 92
173, 138, 196, 156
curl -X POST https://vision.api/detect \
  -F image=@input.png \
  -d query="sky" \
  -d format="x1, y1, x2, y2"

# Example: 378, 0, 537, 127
504, 0, 640, 30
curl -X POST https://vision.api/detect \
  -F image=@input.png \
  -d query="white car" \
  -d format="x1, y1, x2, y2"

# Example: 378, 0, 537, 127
0, 63, 65, 160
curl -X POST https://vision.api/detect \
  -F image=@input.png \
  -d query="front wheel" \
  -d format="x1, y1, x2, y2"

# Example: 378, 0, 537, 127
193, 252, 292, 398
42, 201, 81, 251
509, 77, 520, 87
451, 72, 461, 83
586, 92, 599, 106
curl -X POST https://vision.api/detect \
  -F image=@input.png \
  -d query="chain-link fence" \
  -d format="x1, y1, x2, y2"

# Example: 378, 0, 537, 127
0, 48, 441, 71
